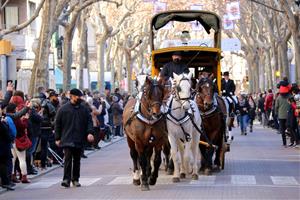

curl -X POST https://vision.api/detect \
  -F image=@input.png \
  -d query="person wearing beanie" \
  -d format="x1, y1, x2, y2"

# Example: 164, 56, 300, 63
55, 88, 94, 188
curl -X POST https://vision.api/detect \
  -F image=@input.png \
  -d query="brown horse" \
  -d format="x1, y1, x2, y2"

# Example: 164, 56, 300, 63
123, 77, 168, 191
195, 76, 226, 175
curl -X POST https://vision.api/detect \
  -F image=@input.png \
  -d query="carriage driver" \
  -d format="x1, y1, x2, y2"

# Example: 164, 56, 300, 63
160, 51, 190, 80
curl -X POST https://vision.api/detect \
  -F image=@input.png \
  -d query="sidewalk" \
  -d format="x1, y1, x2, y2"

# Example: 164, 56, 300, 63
0, 136, 125, 194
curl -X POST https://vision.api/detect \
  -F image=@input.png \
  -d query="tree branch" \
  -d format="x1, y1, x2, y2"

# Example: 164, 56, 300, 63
0, 0, 46, 39
0, 0, 10, 11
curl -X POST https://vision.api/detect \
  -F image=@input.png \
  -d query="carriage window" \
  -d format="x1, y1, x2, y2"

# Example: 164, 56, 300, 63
154, 21, 216, 50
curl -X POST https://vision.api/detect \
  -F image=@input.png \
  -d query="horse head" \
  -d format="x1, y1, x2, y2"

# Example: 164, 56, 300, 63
196, 74, 214, 110
142, 76, 165, 118
172, 72, 193, 110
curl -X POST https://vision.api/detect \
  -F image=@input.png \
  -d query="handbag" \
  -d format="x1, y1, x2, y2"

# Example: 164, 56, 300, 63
15, 134, 32, 151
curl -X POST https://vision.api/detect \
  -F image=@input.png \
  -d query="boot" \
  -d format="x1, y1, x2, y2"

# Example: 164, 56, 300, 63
11, 174, 20, 183
21, 175, 31, 183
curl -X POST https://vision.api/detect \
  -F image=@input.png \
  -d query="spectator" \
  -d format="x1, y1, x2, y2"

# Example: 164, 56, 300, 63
275, 89, 291, 147
39, 89, 56, 170
264, 89, 274, 126
248, 95, 256, 133
55, 88, 94, 188
26, 98, 43, 175
286, 97, 298, 147
236, 94, 250, 135
0, 105, 15, 190
6, 102, 31, 183
111, 95, 123, 137
257, 93, 265, 125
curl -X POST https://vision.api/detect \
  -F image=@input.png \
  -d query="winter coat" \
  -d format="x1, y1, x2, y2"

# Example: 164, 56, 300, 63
275, 94, 291, 119
55, 102, 94, 148
257, 97, 265, 113
111, 102, 123, 126
286, 104, 297, 129
0, 121, 11, 158
221, 78, 236, 96
264, 93, 274, 111
248, 100, 256, 120
28, 108, 43, 138
236, 99, 250, 116
277, 80, 291, 94
160, 61, 190, 79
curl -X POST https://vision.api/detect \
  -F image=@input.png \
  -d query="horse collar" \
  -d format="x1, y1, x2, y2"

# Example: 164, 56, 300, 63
134, 99, 162, 125
199, 106, 217, 118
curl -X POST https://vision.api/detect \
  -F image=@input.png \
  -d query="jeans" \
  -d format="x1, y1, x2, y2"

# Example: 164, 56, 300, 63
40, 130, 52, 168
278, 119, 287, 146
239, 114, 249, 133
63, 147, 81, 182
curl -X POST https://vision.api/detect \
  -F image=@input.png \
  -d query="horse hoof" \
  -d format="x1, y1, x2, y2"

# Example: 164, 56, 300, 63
212, 166, 221, 173
180, 173, 186, 179
167, 169, 174, 175
192, 174, 198, 180
133, 179, 141, 186
172, 177, 180, 183
141, 184, 150, 191
149, 177, 157, 185
204, 168, 212, 176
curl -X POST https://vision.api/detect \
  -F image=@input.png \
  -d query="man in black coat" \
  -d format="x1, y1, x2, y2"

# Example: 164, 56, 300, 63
160, 51, 190, 79
221, 71, 236, 97
55, 88, 94, 188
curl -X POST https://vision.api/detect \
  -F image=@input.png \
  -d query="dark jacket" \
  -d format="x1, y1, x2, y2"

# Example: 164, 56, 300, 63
286, 104, 297, 129
0, 121, 11, 158
221, 78, 236, 96
1, 91, 13, 109
160, 61, 189, 79
40, 98, 56, 130
28, 108, 43, 138
55, 102, 94, 148
248, 101, 256, 120
236, 99, 250, 116
257, 97, 265, 113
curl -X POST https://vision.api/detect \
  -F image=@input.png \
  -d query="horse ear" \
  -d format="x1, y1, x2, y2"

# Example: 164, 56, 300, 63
173, 73, 179, 81
187, 72, 193, 80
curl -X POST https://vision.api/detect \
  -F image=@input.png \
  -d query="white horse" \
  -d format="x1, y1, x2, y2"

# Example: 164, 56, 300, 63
165, 72, 201, 182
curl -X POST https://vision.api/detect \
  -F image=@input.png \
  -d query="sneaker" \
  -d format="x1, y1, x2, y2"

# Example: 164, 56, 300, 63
288, 143, 295, 147
61, 180, 70, 188
72, 181, 81, 187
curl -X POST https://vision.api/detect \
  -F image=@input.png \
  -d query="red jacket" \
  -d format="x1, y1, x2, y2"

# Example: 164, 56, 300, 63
264, 93, 274, 111
279, 85, 291, 94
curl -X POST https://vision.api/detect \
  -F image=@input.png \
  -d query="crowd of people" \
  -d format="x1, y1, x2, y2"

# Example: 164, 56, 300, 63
0, 83, 126, 190
234, 77, 300, 148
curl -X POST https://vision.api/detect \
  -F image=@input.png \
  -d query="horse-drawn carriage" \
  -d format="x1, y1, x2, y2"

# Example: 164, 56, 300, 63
123, 10, 230, 191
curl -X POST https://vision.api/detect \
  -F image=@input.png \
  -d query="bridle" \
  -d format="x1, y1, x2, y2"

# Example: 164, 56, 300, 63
173, 76, 191, 105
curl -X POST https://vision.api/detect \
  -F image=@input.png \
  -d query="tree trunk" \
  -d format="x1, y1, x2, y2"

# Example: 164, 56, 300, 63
97, 36, 107, 93
125, 51, 132, 93
78, 15, 88, 90
62, 30, 73, 91
265, 50, 273, 90
292, 32, 300, 83
279, 42, 289, 79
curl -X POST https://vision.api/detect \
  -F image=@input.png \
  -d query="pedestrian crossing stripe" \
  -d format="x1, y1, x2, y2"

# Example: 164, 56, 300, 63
231, 175, 256, 185
23, 175, 300, 190
270, 176, 299, 185
25, 178, 60, 189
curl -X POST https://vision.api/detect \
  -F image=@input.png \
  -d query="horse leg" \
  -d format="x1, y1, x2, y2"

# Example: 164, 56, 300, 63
163, 142, 174, 175
179, 142, 188, 179
149, 147, 162, 185
130, 148, 140, 186
191, 132, 200, 180
199, 143, 207, 174
169, 136, 180, 183
127, 136, 140, 186
138, 147, 150, 191
204, 147, 214, 175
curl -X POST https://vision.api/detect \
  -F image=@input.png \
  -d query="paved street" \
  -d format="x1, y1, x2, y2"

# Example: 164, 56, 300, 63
0, 123, 299, 200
